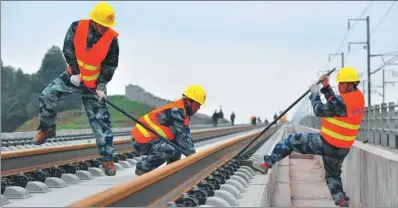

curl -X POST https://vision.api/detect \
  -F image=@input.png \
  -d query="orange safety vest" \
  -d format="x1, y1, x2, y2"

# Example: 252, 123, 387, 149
66, 19, 118, 89
132, 99, 190, 144
320, 90, 365, 149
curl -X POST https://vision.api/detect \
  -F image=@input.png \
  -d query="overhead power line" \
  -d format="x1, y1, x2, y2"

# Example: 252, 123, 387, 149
371, 0, 396, 36
371, 55, 398, 74
329, 1, 374, 64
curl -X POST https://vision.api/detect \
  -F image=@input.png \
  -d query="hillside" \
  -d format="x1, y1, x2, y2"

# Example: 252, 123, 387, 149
2, 46, 228, 133
125, 84, 229, 123
16, 95, 229, 131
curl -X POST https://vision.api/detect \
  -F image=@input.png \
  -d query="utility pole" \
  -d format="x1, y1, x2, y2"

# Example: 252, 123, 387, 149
348, 16, 371, 106
363, 80, 366, 95
382, 69, 385, 103
366, 16, 371, 106
381, 69, 398, 103
328, 52, 345, 68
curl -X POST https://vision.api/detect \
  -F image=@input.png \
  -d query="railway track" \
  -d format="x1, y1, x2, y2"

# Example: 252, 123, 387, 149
67, 124, 280, 207
1, 124, 264, 206
0, 124, 240, 152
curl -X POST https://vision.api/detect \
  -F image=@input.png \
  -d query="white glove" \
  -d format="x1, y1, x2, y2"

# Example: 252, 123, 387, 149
309, 83, 320, 93
96, 90, 106, 102
70, 74, 81, 87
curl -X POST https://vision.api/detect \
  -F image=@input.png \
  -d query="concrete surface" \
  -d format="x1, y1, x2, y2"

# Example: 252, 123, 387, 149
236, 173, 271, 207
236, 124, 287, 207
270, 157, 291, 207
289, 153, 335, 207
293, 124, 398, 208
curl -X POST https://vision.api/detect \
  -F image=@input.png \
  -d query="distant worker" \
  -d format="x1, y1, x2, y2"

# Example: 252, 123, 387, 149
251, 116, 257, 125
32, 2, 119, 176
264, 119, 268, 125
230, 112, 236, 126
273, 113, 277, 122
246, 67, 364, 207
257, 117, 261, 123
130, 85, 206, 176
212, 110, 218, 127
218, 109, 224, 124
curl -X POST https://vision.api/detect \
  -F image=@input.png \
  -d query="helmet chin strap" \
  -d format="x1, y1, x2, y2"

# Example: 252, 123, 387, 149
182, 97, 193, 116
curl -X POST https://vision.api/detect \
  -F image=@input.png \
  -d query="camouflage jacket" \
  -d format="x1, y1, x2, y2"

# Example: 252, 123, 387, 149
62, 20, 119, 91
309, 85, 348, 117
157, 106, 196, 155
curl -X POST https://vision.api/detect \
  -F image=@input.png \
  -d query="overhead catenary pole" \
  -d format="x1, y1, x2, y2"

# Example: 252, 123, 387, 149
366, 16, 371, 106
328, 52, 345, 69
341, 52, 345, 68
382, 69, 385, 103
347, 16, 371, 106
380, 69, 398, 104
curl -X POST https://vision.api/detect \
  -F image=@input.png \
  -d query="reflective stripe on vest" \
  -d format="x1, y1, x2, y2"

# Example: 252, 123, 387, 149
76, 59, 100, 81
66, 19, 118, 89
320, 90, 365, 149
136, 114, 169, 138
132, 99, 190, 144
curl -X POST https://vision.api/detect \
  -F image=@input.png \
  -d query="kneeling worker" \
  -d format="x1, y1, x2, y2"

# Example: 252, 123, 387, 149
130, 84, 207, 175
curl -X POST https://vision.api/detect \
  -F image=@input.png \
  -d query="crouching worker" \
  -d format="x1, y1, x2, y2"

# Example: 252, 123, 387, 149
130, 85, 207, 176
243, 67, 365, 207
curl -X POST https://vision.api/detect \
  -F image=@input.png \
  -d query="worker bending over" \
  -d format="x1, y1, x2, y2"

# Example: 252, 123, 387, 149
131, 85, 206, 175
247, 67, 364, 207
32, 2, 119, 176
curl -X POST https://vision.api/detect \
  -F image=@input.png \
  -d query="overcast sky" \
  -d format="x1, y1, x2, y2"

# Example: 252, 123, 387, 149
2, 1, 397, 123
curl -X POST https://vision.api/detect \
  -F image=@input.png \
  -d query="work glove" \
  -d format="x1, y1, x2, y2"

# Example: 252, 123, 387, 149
309, 83, 320, 93
96, 90, 106, 102
319, 74, 330, 87
70, 74, 81, 87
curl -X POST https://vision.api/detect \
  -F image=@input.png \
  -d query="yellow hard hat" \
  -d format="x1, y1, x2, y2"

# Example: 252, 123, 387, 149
183, 84, 206, 106
336, 66, 360, 83
89, 2, 116, 28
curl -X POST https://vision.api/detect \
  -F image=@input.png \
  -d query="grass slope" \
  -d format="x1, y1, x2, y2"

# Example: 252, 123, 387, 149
16, 95, 228, 132
16, 95, 154, 131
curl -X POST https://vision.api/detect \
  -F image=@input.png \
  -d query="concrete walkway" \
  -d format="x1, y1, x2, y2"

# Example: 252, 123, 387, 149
271, 152, 336, 207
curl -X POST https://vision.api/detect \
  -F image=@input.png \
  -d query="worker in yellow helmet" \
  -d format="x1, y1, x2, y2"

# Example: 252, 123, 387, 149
32, 2, 119, 176
245, 67, 364, 207
130, 85, 206, 176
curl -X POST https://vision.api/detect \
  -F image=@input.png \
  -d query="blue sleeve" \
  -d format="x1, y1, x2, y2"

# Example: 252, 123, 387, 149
157, 108, 195, 155
309, 92, 348, 117
320, 85, 336, 101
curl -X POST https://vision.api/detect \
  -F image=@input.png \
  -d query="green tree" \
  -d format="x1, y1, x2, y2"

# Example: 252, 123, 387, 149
1, 46, 82, 132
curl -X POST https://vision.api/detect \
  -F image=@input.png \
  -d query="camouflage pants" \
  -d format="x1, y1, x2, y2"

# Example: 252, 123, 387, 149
131, 138, 181, 172
39, 73, 115, 161
263, 132, 350, 204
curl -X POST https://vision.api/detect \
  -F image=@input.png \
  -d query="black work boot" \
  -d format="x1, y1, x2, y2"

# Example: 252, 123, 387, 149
135, 168, 148, 176
135, 162, 152, 176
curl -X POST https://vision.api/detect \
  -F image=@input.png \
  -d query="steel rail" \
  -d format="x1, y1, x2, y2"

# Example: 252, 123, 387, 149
0, 123, 238, 139
1, 125, 258, 177
68, 125, 278, 207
